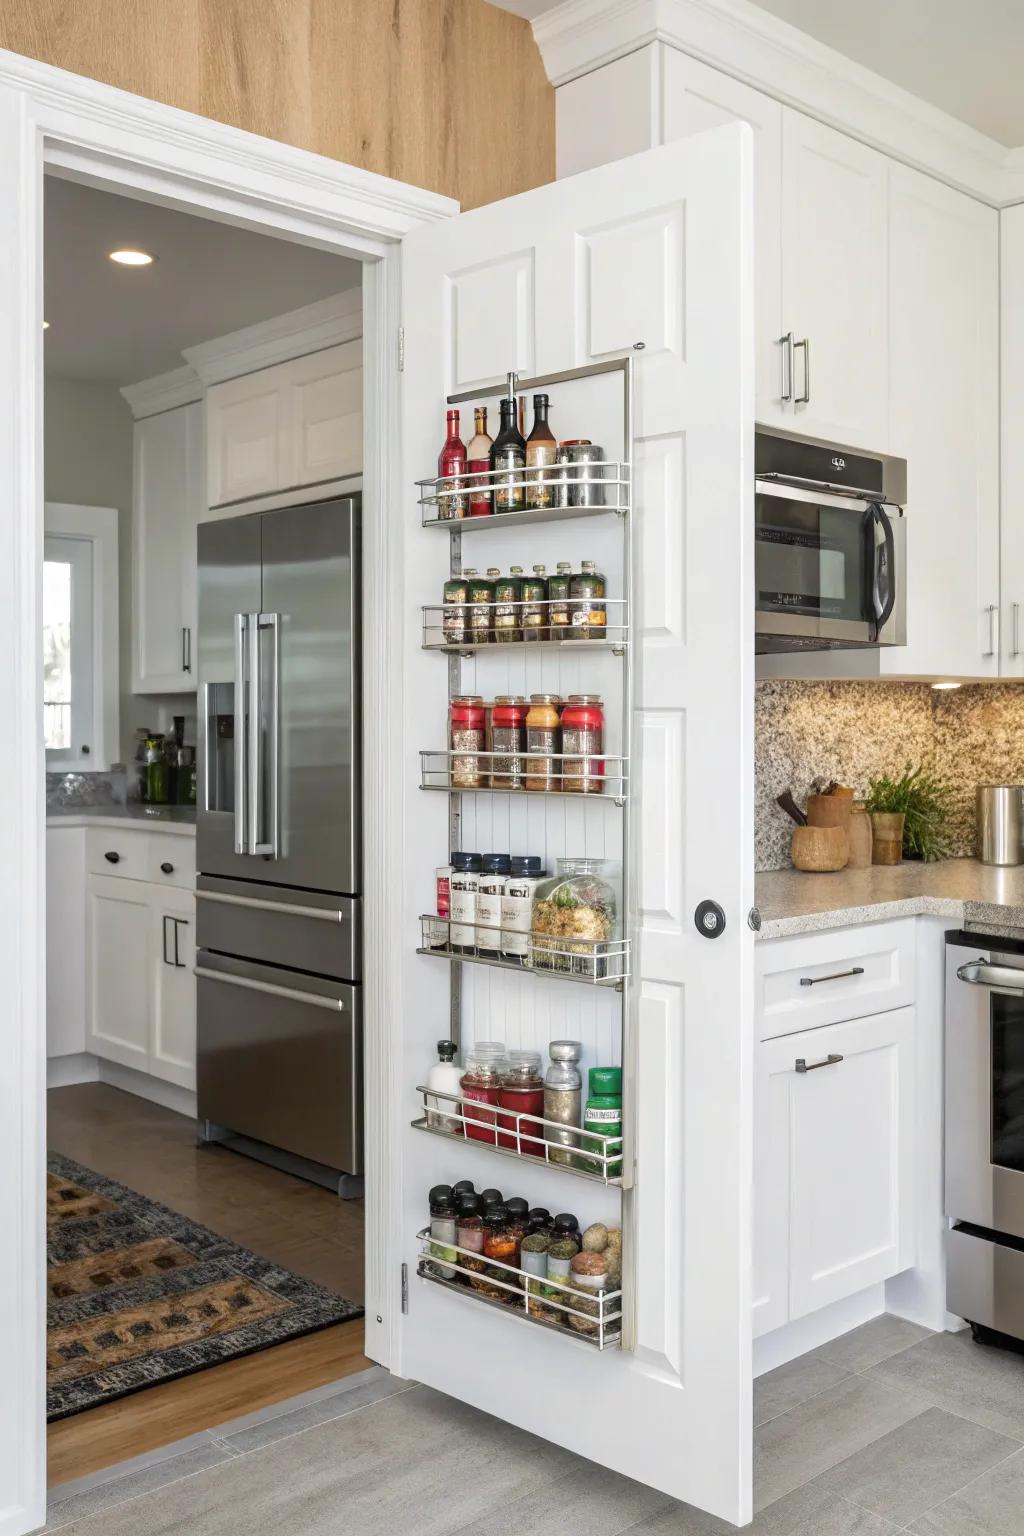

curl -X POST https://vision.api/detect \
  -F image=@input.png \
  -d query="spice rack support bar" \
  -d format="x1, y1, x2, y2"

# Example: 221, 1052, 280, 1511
412, 1086, 627, 1186
419, 915, 630, 986
420, 750, 628, 802
416, 1228, 623, 1350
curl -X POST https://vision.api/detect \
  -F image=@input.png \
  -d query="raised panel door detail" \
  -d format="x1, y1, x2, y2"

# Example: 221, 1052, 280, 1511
290, 342, 363, 486
151, 888, 196, 1090
133, 403, 201, 693
207, 373, 287, 506
86, 874, 151, 1071
781, 110, 888, 449
1002, 206, 1024, 679
446, 251, 535, 393
577, 206, 684, 361
753, 1044, 790, 1338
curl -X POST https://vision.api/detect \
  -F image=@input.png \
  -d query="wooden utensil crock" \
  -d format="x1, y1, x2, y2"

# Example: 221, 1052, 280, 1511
870, 811, 905, 866
791, 825, 850, 872
806, 794, 854, 831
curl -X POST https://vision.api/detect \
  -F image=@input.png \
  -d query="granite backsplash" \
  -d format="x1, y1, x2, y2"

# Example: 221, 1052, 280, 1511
46, 768, 127, 810
756, 681, 1024, 871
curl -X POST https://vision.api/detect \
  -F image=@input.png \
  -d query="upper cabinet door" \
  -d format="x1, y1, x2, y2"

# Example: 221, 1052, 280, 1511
1001, 206, 1024, 679
781, 111, 889, 449
399, 127, 754, 1525
886, 165, 999, 679
288, 339, 363, 488
661, 49, 785, 426
132, 401, 202, 693
206, 367, 289, 508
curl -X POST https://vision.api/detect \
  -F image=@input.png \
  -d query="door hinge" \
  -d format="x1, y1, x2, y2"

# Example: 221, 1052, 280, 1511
400, 1261, 409, 1314
398, 326, 405, 373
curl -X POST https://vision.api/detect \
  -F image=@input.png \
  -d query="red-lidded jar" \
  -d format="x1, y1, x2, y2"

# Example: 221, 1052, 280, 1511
460, 1042, 507, 1144
560, 694, 605, 795
490, 695, 529, 790
449, 694, 486, 789
497, 1049, 545, 1153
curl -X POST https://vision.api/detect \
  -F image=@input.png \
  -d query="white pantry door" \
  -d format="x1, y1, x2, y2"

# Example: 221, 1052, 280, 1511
398, 124, 755, 1525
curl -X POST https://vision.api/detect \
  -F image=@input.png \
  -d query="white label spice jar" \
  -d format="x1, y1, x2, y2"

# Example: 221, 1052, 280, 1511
476, 853, 511, 953
500, 855, 544, 958
449, 852, 481, 951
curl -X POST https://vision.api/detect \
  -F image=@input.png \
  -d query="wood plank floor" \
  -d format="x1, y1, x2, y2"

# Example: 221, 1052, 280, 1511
47, 1082, 368, 1486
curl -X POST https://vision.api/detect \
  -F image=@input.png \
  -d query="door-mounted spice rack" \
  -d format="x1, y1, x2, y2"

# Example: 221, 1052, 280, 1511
417, 461, 631, 529
416, 1228, 623, 1349
421, 598, 629, 653
412, 1086, 625, 1186
419, 749, 629, 802
418, 915, 630, 986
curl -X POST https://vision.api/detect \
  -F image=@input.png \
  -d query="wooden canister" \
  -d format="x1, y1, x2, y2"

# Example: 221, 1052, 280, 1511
806, 794, 854, 832
870, 811, 905, 866
791, 825, 850, 872
847, 802, 873, 868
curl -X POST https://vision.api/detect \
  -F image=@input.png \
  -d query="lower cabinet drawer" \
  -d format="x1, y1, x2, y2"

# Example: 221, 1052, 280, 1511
85, 828, 150, 882
756, 918, 916, 1040
147, 832, 196, 889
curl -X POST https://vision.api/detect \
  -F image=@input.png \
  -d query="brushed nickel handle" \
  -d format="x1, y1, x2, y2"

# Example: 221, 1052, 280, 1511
984, 603, 998, 658
194, 965, 347, 1011
196, 890, 347, 923
795, 1053, 843, 1073
779, 332, 794, 401
795, 337, 810, 403
799, 966, 864, 987
957, 960, 1024, 994
1013, 602, 1021, 659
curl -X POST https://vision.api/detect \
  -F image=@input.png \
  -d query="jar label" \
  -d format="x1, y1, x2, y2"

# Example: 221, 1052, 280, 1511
585, 1108, 622, 1125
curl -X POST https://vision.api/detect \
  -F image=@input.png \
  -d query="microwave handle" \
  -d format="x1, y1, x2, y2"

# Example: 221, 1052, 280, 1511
865, 503, 896, 639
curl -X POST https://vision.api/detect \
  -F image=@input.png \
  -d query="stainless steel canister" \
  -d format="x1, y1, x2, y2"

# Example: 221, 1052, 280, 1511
555, 441, 606, 508
977, 785, 1024, 866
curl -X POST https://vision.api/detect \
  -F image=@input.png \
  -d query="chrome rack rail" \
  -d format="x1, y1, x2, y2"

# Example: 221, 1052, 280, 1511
419, 749, 629, 803
417, 461, 630, 530
421, 597, 629, 653
418, 914, 630, 986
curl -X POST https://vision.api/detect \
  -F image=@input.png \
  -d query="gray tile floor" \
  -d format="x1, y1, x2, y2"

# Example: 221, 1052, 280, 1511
42, 1317, 1024, 1535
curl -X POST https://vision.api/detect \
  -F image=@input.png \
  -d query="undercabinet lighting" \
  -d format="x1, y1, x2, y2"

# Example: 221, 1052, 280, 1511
108, 248, 155, 266
931, 681, 961, 691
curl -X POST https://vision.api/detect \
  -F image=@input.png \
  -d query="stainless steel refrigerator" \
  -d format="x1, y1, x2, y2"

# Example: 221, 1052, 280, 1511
195, 495, 362, 1192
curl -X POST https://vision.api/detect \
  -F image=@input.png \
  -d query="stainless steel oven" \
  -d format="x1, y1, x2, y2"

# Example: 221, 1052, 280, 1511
755, 425, 907, 655
946, 932, 1024, 1342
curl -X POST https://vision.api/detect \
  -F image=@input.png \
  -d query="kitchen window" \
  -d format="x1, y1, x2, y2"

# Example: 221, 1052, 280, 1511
42, 504, 119, 770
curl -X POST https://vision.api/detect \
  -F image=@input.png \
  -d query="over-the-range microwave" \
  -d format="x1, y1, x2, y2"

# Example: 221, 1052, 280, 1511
754, 425, 907, 655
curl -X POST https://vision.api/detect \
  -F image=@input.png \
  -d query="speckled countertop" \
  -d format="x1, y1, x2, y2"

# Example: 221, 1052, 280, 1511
755, 858, 1024, 941
46, 804, 196, 836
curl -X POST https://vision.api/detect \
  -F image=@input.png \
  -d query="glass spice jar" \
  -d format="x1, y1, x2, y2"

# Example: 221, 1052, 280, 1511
546, 561, 573, 640
466, 568, 496, 644
448, 852, 481, 952
525, 693, 561, 792
500, 855, 544, 960
442, 573, 469, 648
560, 694, 605, 795
455, 1191, 486, 1280
481, 1203, 522, 1303
520, 565, 548, 641
544, 1039, 583, 1167
428, 1184, 458, 1279
490, 695, 529, 790
497, 1050, 545, 1154
529, 857, 620, 977
460, 1042, 507, 1145
449, 695, 486, 789
476, 854, 511, 955
493, 567, 523, 643
519, 1231, 551, 1299
569, 560, 607, 639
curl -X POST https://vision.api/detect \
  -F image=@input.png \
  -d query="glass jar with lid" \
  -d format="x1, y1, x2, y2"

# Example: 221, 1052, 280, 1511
561, 695, 605, 795
490, 696, 528, 790
449, 695, 486, 789
460, 1042, 508, 1144
569, 560, 607, 639
497, 1050, 544, 1154
529, 858, 620, 978
546, 561, 573, 640
544, 1039, 583, 1166
493, 568, 523, 643
525, 694, 561, 792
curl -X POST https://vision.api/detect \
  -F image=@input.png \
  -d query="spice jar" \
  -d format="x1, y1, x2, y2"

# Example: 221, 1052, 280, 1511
569, 560, 607, 639
442, 573, 469, 648
428, 859, 453, 949
520, 565, 548, 641
525, 694, 561, 792
482, 1203, 522, 1302
520, 1231, 551, 1298
493, 567, 523, 643
501, 855, 544, 959
542, 1237, 580, 1321
544, 1039, 583, 1167
466, 568, 496, 644
428, 1184, 458, 1279
568, 1250, 611, 1336
558, 442, 607, 509
479, 1187, 503, 1209
476, 853, 511, 954
530, 858, 620, 977
583, 1066, 623, 1177
490, 696, 529, 790
553, 1212, 581, 1246
561, 695, 605, 795
497, 1050, 545, 1153
505, 1197, 530, 1239
468, 1202, 504, 1294
449, 695, 486, 789
527, 1206, 553, 1233
460, 1042, 507, 1144
456, 1191, 485, 1280
546, 561, 573, 640
449, 852, 481, 952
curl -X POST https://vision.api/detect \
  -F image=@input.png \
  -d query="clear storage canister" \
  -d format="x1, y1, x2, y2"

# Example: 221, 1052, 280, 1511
449, 695, 486, 789
560, 694, 605, 795
460, 1043, 508, 1145
490, 696, 528, 790
525, 693, 561, 792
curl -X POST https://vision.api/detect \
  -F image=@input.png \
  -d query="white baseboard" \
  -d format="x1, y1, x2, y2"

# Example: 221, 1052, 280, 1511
47, 1052, 100, 1088
753, 1285, 885, 1376
98, 1061, 197, 1120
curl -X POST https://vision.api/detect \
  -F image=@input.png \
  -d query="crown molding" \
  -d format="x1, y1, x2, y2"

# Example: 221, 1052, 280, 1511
120, 363, 202, 418
534, 0, 1024, 206
182, 288, 363, 386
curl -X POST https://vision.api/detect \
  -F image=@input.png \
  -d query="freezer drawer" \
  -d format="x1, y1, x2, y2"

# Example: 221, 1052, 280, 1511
196, 876, 360, 981
196, 949, 362, 1175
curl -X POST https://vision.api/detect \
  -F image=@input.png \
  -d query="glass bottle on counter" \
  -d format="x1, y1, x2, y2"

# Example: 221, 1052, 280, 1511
476, 853, 511, 954
544, 1039, 583, 1167
465, 568, 496, 645
428, 1184, 458, 1279
526, 393, 557, 509
546, 561, 573, 640
425, 1039, 463, 1133
442, 572, 470, 649
448, 852, 481, 951
520, 564, 548, 641
497, 1051, 545, 1153
560, 694, 605, 796
490, 696, 529, 790
490, 377, 526, 513
500, 855, 544, 958
460, 1042, 507, 1144
449, 694, 486, 789
525, 694, 561, 792
570, 560, 607, 639
467, 405, 493, 517
437, 409, 467, 520
493, 567, 523, 643
145, 735, 169, 804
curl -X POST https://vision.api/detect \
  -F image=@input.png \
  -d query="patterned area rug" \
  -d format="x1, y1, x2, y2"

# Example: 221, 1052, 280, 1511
47, 1153, 362, 1420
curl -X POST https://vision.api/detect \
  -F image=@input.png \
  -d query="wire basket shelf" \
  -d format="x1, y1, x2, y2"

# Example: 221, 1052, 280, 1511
418, 914, 630, 986
412, 1085, 625, 1186
422, 597, 628, 653
420, 748, 628, 802
418, 461, 631, 529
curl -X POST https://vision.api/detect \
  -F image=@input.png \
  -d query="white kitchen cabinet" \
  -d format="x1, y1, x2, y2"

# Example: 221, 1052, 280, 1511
150, 883, 196, 1090
86, 873, 152, 1072
132, 401, 203, 693
780, 111, 889, 450
206, 340, 362, 508
1000, 205, 1024, 678
46, 827, 86, 1060
754, 1005, 916, 1336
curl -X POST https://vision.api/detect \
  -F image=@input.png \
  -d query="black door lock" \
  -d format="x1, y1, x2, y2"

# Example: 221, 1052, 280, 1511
694, 900, 726, 938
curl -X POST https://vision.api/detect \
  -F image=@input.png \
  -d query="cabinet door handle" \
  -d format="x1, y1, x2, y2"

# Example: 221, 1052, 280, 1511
984, 603, 999, 658
1013, 603, 1021, 659
182, 626, 192, 673
104, 851, 120, 864
795, 337, 810, 403
160, 861, 174, 875
162, 914, 172, 966
779, 332, 793, 401
173, 918, 186, 968
795, 1053, 843, 1073
799, 966, 864, 987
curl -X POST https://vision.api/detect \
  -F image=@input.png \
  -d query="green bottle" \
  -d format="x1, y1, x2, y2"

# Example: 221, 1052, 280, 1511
583, 1066, 623, 1177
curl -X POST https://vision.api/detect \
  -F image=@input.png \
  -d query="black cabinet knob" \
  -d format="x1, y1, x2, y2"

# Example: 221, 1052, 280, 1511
160, 861, 174, 874
104, 851, 120, 864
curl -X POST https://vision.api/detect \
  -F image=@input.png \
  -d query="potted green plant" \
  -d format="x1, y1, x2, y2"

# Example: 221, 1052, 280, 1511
865, 763, 951, 865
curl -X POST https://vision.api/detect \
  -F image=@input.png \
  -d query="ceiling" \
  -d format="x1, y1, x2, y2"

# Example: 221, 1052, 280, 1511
489, 0, 1024, 148
44, 177, 362, 386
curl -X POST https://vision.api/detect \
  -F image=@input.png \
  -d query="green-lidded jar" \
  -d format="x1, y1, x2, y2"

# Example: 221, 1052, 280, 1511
465, 568, 495, 643
493, 566, 523, 643
546, 561, 573, 640
583, 1066, 623, 1178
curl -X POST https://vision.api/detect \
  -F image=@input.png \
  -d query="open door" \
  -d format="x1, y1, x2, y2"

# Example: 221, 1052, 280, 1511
397, 125, 755, 1526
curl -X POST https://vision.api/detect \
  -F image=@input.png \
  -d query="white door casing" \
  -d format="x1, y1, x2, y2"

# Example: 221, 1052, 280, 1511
399, 125, 755, 1524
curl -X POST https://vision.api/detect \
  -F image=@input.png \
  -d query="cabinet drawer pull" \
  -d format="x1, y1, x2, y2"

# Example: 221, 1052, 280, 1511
795, 1053, 843, 1073
779, 332, 794, 401
160, 861, 174, 874
799, 966, 864, 987
795, 336, 810, 403
104, 851, 120, 864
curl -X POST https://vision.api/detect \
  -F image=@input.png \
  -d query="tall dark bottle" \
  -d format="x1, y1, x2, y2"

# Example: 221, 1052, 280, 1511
526, 393, 557, 509
489, 373, 526, 514
437, 408, 467, 520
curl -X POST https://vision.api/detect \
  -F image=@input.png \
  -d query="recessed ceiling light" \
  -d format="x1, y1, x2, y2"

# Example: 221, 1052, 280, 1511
109, 248, 155, 267
931, 681, 961, 691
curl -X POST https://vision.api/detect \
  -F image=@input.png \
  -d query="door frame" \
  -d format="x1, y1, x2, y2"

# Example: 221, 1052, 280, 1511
0, 46, 452, 1535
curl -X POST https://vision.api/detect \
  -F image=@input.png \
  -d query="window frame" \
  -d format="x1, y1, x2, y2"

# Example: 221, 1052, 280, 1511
43, 503, 119, 771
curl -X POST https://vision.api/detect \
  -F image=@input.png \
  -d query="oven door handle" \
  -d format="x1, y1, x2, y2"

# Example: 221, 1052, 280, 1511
865, 502, 896, 640
957, 960, 1024, 995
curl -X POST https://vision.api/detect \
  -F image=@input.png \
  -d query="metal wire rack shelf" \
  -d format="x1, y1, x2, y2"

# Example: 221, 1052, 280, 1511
411, 1085, 626, 1186
418, 914, 630, 986
421, 597, 629, 653
419, 748, 628, 802
417, 461, 631, 530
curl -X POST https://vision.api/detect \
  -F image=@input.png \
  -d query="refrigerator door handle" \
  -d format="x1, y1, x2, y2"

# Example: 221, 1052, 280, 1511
233, 613, 247, 854
252, 612, 281, 859
246, 612, 261, 855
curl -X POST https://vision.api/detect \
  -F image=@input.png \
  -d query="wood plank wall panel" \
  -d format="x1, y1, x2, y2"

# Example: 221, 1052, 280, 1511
0, 0, 554, 209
